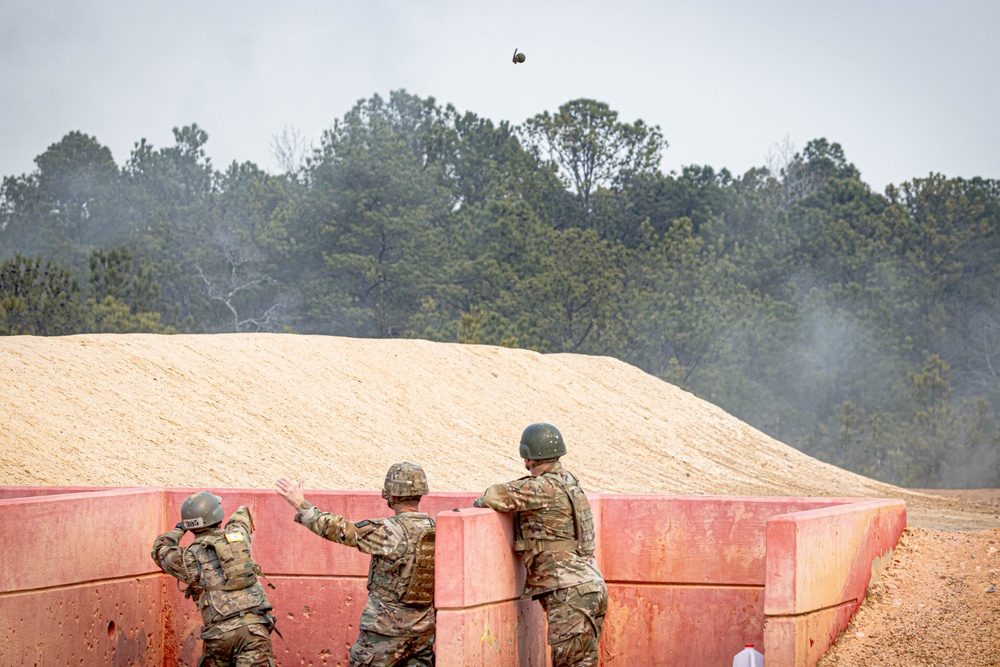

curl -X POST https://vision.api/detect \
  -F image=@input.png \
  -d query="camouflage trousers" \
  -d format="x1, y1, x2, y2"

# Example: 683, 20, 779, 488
539, 580, 608, 667
197, 620, 275, 667
349, 630, 435, 666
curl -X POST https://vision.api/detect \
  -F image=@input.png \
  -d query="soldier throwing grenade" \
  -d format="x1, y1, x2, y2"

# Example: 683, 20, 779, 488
276, 462, 436, 666
151, 491, 278, 667
474, 423, 608, 667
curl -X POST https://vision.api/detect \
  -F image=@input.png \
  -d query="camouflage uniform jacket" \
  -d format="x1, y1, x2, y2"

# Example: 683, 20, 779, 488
475, 461, 604, 599
294, 502, 436, 637
150, 506, 273, 637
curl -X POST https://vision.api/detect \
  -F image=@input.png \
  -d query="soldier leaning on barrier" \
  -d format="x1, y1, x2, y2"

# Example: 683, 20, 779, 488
474, 423, 608, 667
276, 462, 436, 667
151, 491, 278, 667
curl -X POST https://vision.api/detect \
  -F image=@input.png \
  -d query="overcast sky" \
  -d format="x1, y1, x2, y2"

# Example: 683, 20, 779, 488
1, 1, 997, 193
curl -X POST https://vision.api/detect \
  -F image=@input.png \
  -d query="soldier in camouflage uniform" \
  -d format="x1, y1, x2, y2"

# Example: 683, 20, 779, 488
474, 423, 608, 667
275, 462, 436, 667
151, 491, 277, 667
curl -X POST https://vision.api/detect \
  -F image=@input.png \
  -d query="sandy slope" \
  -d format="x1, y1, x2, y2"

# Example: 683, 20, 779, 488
0, 333, 996, 530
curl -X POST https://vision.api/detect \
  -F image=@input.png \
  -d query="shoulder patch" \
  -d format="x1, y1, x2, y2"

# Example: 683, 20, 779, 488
355, 519, 373, 528
224, 531, 245, 543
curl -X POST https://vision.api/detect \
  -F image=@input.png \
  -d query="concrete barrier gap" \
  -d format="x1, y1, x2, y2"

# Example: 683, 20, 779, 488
0, 487, 905, 667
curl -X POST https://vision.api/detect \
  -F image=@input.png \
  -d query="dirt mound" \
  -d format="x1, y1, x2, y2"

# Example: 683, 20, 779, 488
1, 333, 996, 530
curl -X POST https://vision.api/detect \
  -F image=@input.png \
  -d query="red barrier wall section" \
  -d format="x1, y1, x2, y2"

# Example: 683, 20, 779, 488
599, 496, 840, 585
0, 485, 114, 500
0, 487, 905, 667
435, 508, 522, 607
0, 488, 164, 665
0, 488, 162, 590
0, 577, 165, 666
596, 495, 869, 667
434, 507, 546, 666
763, 499, 907, 667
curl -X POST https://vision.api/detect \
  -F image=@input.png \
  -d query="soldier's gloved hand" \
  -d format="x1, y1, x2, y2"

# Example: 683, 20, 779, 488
473, 497, 484, 508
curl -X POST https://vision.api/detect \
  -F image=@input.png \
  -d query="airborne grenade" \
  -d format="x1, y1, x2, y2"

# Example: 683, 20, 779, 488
512, 48, 526, 64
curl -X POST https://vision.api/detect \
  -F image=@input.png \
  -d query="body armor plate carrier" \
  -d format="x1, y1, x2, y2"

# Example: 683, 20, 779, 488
368, 515, 436, 606
188, 530, 270, 626
514, 470, 595, 558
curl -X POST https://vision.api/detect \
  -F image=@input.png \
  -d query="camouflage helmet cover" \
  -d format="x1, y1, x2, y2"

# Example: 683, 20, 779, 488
181, 491, 224, 530
519, 422, 566, 460
382, 462, 430, 500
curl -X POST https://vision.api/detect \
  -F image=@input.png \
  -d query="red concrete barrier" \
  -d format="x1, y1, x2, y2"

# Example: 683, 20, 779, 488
435, 507, 523, 608
0, 488, 164, 665
433, 507, 548, 666
763, 498, 906, 667
599, 495, 852, 585
603, 585, 765, 666
0, 485, 114, 500
0, 488, 162, 592
0, 577, 165, 665
596, 495, 869, 666
0, 487, 905, 667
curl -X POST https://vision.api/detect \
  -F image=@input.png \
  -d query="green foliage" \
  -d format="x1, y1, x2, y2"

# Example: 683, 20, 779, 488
0, 132, 119, 274
498, 226, 632, 354
2, 96, 999, 488
87, 247, 166, 333
0, 254, 87, 335
781, 138, 861, 201
90, 247, 158, 312
523, 99, 665, 220
815, 354, 1000, 488
88, 296, 164, 333
302, 92, 454, 337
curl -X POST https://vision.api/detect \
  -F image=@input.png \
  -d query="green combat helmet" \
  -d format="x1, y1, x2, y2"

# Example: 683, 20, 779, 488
382, 462, 430, 501
519, 423, 566, 460
181, 491, 225, 530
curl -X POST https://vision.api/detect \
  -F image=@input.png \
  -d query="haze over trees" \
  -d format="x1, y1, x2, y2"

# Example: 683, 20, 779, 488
2, 90, 998, 489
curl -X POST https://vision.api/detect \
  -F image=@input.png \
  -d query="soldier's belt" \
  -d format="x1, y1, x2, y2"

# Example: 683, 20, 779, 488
513, 539, 579, 554
201, 611, 270, 639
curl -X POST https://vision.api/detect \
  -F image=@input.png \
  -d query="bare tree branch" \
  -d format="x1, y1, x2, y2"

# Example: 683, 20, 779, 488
269, 126, 311, 175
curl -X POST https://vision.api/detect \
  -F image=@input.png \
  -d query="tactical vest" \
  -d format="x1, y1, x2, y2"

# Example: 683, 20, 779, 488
515, 470, 595, 558
367, 515, 436, 606
188, 529, 270, 626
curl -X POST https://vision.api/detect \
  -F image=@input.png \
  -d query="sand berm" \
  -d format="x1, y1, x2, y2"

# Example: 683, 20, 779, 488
1, 333, 996, 531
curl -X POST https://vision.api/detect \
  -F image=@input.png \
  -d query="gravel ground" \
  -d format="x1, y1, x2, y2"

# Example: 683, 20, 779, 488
819, 507, 1000, 667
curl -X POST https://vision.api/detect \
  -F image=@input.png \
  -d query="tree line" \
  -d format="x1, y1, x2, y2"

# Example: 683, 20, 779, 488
2, 90, 998, 489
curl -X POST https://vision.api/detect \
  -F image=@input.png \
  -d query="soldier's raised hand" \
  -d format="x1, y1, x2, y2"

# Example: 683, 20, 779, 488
276, 477, 306, 509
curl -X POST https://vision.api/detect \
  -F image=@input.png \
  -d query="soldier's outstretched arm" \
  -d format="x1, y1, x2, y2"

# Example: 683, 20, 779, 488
474, 476, 557, 512
276, 477, 384, 551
